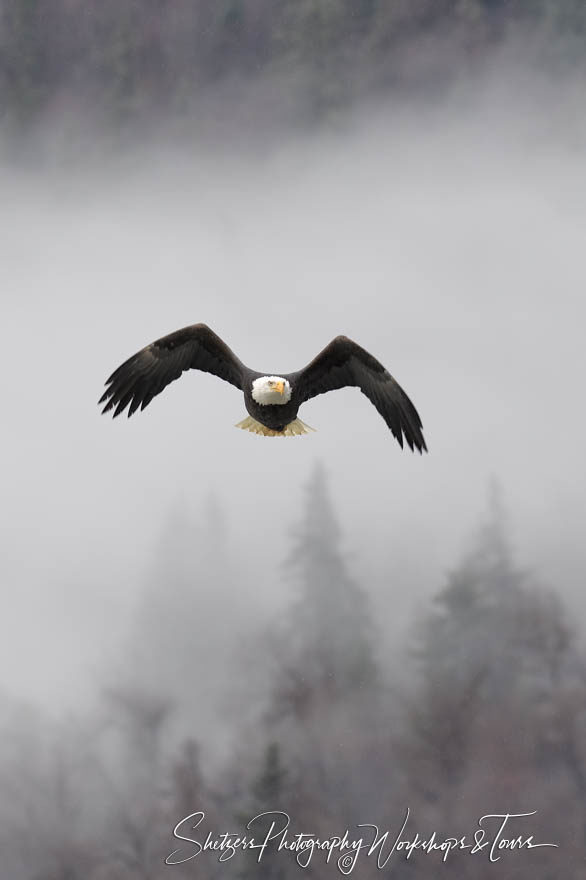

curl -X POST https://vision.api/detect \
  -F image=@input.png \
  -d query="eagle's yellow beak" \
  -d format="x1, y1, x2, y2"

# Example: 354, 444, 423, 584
275, 381, 285, 394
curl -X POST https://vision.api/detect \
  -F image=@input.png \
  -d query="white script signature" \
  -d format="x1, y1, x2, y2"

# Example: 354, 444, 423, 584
165, 808, 558, 874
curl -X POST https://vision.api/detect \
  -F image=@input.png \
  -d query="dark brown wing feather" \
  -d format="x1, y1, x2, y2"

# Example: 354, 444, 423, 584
99, 324, 245, 418
294, 336, 427, 452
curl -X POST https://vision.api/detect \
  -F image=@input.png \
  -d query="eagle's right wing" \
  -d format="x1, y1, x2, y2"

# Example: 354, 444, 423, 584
99, 324, 245, 417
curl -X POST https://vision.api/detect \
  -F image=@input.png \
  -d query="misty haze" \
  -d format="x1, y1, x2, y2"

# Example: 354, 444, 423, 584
1, 2, 586, 878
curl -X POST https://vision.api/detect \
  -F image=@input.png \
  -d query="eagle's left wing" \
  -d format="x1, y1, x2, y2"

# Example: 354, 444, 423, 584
294, 336, 427, 452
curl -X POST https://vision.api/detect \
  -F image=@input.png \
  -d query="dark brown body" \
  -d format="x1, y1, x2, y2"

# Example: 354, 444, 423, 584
242, 369, 301, 432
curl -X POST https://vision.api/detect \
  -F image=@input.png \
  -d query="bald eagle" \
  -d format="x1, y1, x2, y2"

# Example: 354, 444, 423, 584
99, 324, 427, 452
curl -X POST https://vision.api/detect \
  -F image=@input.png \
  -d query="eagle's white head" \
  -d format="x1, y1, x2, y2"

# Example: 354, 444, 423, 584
252, 375, 292, 405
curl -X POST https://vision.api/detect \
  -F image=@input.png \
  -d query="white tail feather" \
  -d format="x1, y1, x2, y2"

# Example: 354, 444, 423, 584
235, 416, 316, 437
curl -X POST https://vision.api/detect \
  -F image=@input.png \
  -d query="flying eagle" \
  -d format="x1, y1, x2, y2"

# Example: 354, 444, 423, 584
99, 324, 427, 451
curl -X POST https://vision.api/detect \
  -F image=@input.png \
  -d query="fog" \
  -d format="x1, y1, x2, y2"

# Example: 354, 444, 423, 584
3, 87, 583, 678
1, 60, 586, 875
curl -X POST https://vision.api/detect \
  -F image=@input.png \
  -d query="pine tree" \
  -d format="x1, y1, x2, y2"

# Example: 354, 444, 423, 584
403, 479, 586, 807
170, 738, 204, 824
238, 743, 289, 880
421, 478, 525, 700
277, 462, 377, 717
123, 492, 248, 748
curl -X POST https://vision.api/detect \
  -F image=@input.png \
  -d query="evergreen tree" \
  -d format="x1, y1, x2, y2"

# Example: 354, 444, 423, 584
277, 462, 377, 717
122, 492, 248, 749
403, 479, 586, 806
238, 743, 289, 880
169, 738, 205, 823
420, 478, 525, 701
